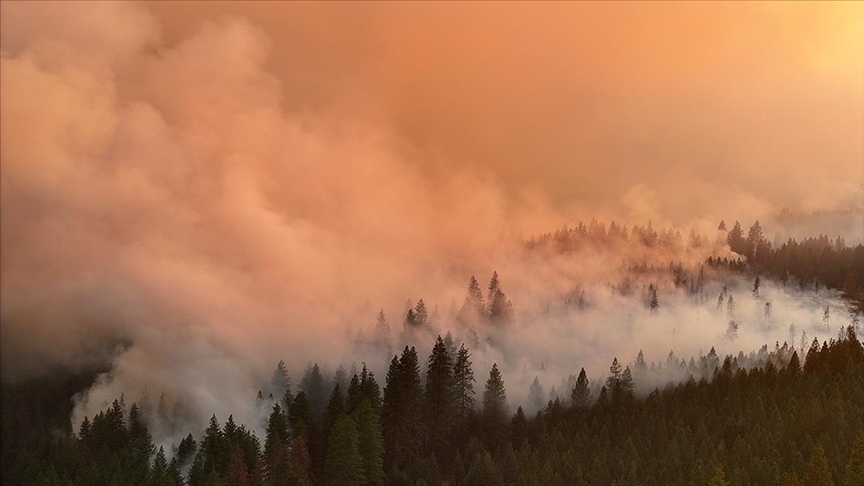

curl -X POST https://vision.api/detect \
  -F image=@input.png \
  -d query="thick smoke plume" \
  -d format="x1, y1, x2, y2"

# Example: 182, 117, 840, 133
0, 2, 861, 444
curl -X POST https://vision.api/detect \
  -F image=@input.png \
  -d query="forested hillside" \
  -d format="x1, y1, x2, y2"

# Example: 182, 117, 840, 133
3, 222, 864, 486
3, 2, 863, 485
3, 326, 863, 486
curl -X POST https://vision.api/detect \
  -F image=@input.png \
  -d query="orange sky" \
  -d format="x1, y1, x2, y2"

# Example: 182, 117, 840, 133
140, 1, 864, 224
0, 1, 861, 420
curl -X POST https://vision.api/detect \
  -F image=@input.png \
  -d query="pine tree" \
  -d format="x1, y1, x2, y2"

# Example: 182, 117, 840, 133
510, 406, 528, 447
333, 364, 350, 397
727, 221, 746, 255
649, 285, 659, 313
263, 404, 291, 486
804, 338, 821, 373
634, 350, 648, 375
604, 359, 634, 405
708, 465, 731, 486
486, 270, 500, 302
270, 360, 291, 404
139, 387, 153, 424
176, 433, 198, 468
570, 368, 591, 408
226, 445, 251, 486
425, 336, 455, 459
842, 436, 864, 486
528, 377, 544, 412
352, 399, 385, 486
323, 384, 346, 442
347, 363, 382, 415
780, 470, 804, 486
458, 275, 486, 324
403, 309, 418, 330
415, 299, 429, 329
300, 363, 327, 424
374, 309, 392, 352
381, 347, 424, 468
203, 414, 228, 479
618, 367, 635, 402
786, 351, 801, 376
288, 391, 313, 440
324, 416, 364, 486
156, 393, 170, 434
488, 289, 515, 326
453, 343, 476, 422
606, 358, 622, 390
150, 446, 172, 486
464, 450, 504, 486
746, 220, 765, 261
803, 444, 834, 486
443, 331, 458, 361
128, 403, 155, 482
482, 363, 508, 443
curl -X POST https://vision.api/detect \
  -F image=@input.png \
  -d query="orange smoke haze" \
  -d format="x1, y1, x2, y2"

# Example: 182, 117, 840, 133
140, 1, 864, 224
0, 0, 861, 437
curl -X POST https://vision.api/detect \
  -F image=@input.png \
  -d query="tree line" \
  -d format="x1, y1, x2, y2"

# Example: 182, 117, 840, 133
3, 324, 863, 486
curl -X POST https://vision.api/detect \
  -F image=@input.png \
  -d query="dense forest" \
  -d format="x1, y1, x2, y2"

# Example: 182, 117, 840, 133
528, 219, 864, 309
2, 327, 863, 486
2, 222, 863, 486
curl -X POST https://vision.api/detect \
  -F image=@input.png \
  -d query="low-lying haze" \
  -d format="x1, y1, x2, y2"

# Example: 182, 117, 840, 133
1, 1, 861, 443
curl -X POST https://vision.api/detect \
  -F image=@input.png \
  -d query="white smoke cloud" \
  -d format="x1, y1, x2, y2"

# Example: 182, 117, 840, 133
0, 2, 858, 445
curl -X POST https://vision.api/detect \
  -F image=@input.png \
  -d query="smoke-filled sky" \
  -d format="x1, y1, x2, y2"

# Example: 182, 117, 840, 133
146, 1, 864, 223
1, 1, 862, 440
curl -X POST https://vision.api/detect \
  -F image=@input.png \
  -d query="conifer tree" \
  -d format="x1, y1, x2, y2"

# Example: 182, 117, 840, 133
842, 436, 864, 486
482, 363, 508, 443
381, 347, 424, 467
606, 358, 622, 389
443, 331, 458, 361
458, 275, 487, 324
425, 336, 455, 459
414, 299, 429, 329
528, 377, 544, 412
288, 391, 313, 440
570, 368, 592, 408
270, 360, 291, 404
149, 446, 176, 486
488, 271, 500, 304
333, 364, 350, 397
374, 309, 392, 352
727, 221, 747, 255
323, 385, 346, 441
352, 399, 385, 486
708, 465, 731, 486
176, 433, 198, 468
488, 289, 515, 326
300, 363, 327, 423
263, 404, 292, 486
649, 285, 659, 313
636, 349, 647, 370
453, 343, 476, 422
403, 309, 418, 330
324, 417, 364, 486
128, 403, 155, 482
803, 444, 835, 486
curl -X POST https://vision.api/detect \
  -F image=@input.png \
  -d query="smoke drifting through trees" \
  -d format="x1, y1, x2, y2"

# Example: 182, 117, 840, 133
0, 0, 862, 455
